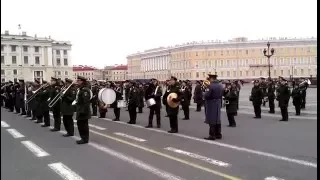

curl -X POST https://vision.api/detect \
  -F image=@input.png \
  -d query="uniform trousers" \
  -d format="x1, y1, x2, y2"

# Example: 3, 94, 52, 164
114, 108, 120, 120
196, 103, 202, 111
52, 109, 61, 130
268, 98, 275, 113
301, 96, 306, 109
63, 115, 74, 135
37, 110, 50, 125
294, 104, 301, 115
148, 105, 161, 126
77, 119, 89, 142
280, 106, 289, 120
182, 104, 189, 119
169, 114, 178, 131
227, 113, 236, 126
128, 105, 137, 123
253, 105, 261, 118
91, 102, 97, 116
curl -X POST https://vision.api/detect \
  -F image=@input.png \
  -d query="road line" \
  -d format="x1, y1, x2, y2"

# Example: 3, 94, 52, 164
21, 141, 50, 157
1, 121, 10, 127
90, 142, 185, 180
72, 120, 106, 130
114, 132, 147, 142
87, 129, 242, 180
264, 176, 285, 180
165, 147, 231, 167
6, 128, 25, 138
48, 162, 85, 180
99, 117, 317, 168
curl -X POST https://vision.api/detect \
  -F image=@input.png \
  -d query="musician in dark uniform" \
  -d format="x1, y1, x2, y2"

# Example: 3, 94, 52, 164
28, 82, 38, 120
145, 78, 162, 128
49, 77, 62, 132
180, 81, 191, 120
203, 74, 223, 140
223, 81, 238, 127
291, 81, 302, 116
250, 80, 263, 119
91, 79, 99, 116
277, 79, 291, 121
13, 82, 20, 114
163, 76, 182, 133
163, 79, 170, 117
98, 82, 108, 118
17, 79, 26, 115
124, 80, 130, 111
127, 81, 139, 124
75, 76, 92, 144
111, 82, 122, 121
25, 83, 32, 118
35, 80, 51, 127
234, 80, 241, 110
267, 78, 276, 114
61, 78, 76, 137
300, 78, 308, 109
193, 81, 203, 112
137, 83, 145, 113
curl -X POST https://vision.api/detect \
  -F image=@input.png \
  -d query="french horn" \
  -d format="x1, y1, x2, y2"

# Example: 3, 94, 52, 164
167, 92, 179, 108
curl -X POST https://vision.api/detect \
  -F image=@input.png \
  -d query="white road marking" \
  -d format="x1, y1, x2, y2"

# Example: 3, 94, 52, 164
114, 132, 146, 142
1, 121, 10, 127
90, 142, 185, 180
21, 141, 50, 157
99, 117, 317, 168
6, 129, 25, 138
265, 176, 285, 180
165, 147, 230, 167
48, 162, 85, 180
73, 120, 106, 130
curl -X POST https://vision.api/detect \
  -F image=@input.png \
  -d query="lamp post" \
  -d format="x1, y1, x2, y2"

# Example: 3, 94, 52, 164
263, 42, 275, 79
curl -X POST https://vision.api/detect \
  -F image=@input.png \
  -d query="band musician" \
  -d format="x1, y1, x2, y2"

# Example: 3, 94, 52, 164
145, 78, 162, 128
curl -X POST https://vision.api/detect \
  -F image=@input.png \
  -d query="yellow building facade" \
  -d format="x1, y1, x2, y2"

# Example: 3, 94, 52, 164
127, 37, 317, 81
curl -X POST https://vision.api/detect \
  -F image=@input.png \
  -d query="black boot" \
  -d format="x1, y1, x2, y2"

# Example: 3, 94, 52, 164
215, 124, 222, 139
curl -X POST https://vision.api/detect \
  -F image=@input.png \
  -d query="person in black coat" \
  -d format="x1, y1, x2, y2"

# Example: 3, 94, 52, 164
267, 79, 276, 114
277, 79, 291, 121
250, 80, 264, 119
111, 82, 123, 121
223, 82, 238, 127
145, 78, 162, 128
127, 81, 139, 124
137, 83, 145, 113
193, 81, 203, 112
180, 81, 191, 120
291, 81, 302, 116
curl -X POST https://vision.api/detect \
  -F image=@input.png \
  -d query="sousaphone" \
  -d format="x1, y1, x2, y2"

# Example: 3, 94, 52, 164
167, 92, 179, 108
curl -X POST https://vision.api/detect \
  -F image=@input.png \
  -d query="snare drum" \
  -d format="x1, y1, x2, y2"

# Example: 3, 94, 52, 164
117, 100, 127, 108
146, 98, 156, 107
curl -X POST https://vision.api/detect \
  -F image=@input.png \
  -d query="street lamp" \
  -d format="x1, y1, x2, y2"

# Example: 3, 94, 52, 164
263, 42, 275, 79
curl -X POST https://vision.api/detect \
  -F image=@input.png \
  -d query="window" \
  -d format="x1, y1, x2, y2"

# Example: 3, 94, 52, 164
13, 69, 17, 75
246, 50, 249, 55
63, 50, 67, 55
65, 71, 68, 75
1, 69, 4, 75
308, 69, 311, 75
301, 69, 304, 76
221, 50, 223, 56
288, 70, 290, 76
12, 56, 17, 64
240, 71, 243, 77
11, 45, 16, 52
57, 71, 61, 76
195, 52, 198, 56
246, 71, 249, 76
24, 56, 28, 64
56, 58, 61, 65
233, 71, 236, 77
196, 72, 199, 78
252, 71, 255, 76
281, 70, 283, 76
34, 46, 39, 52
35, 56, 40, 64
294, 69, 297, 75
56, 50, 60, 55
1, 78, 5, 82
64, 58, 68, 66
202, 72, 205, 78
1, 45, 4, 51
227, 71, 230, 77
23, 46, 28, 52
260, 70, 262, 76
1, 56, 4, 64
221, 71, 224, 77
34, 71, 43, 77
14, 78, 17, 82
274, 70, 277, 76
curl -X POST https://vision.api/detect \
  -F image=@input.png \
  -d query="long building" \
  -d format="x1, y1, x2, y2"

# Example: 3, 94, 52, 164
1, 30, 73, 82
72, 65, 104, 81
127, 37, 317, 81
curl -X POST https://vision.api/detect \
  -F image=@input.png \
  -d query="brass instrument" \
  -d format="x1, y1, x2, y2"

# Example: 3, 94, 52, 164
48, 81, 76, 108
26, 83, 50, 103
167, 92, 179, 108
202, 79, 210, 89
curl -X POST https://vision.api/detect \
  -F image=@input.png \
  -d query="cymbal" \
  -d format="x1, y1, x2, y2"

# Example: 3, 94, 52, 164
167, 92, 179, 108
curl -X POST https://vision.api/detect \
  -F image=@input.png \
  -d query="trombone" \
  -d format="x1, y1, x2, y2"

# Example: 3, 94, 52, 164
48, 81, 76, 108
26, 83, 50, 104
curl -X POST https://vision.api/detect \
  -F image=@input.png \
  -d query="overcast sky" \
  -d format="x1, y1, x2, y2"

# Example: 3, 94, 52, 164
1, 0, 317, 68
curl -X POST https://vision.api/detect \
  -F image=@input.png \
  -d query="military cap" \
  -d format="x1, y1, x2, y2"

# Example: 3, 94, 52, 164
34, 79, 40, 84
253, 80, 259, 83
170, 76, 177, 81
65, 78, 73, 83
208, 74, 217, 79
260, 77, 265, 80
77, 76, 87, 81
42, 80, 48, 84
18, 79, 24, 83
51, 77, 58, 81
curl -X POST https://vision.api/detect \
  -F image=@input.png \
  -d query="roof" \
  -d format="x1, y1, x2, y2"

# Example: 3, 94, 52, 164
72, 65, 98, 71
111, 65, 128, 71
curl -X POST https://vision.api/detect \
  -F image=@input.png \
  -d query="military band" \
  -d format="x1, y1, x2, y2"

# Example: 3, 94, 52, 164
1, 74, 311, 143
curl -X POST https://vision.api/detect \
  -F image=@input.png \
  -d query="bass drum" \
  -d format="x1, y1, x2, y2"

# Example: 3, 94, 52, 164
98, 88, 116, 105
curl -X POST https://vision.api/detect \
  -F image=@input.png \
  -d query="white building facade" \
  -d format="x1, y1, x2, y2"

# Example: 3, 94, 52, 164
1, 30, 72, 83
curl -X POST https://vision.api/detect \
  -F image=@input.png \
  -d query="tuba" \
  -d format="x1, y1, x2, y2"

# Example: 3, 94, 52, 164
167, 92, 179, 108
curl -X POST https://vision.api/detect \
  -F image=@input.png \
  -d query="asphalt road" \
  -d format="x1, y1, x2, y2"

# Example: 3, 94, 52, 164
1, 93, 317, 180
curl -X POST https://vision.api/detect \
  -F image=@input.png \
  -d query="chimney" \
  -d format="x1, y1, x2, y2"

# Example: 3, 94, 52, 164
4, 30, 9, 35
22, 31, 26, 36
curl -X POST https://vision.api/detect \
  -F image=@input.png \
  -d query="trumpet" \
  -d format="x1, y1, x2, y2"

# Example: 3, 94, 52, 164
48, 81, 76, 108
26, 83, 50, 103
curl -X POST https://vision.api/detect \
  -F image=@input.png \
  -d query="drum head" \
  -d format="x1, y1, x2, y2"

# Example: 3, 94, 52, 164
98, 88, 106, 102
101, 88, 116, 104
